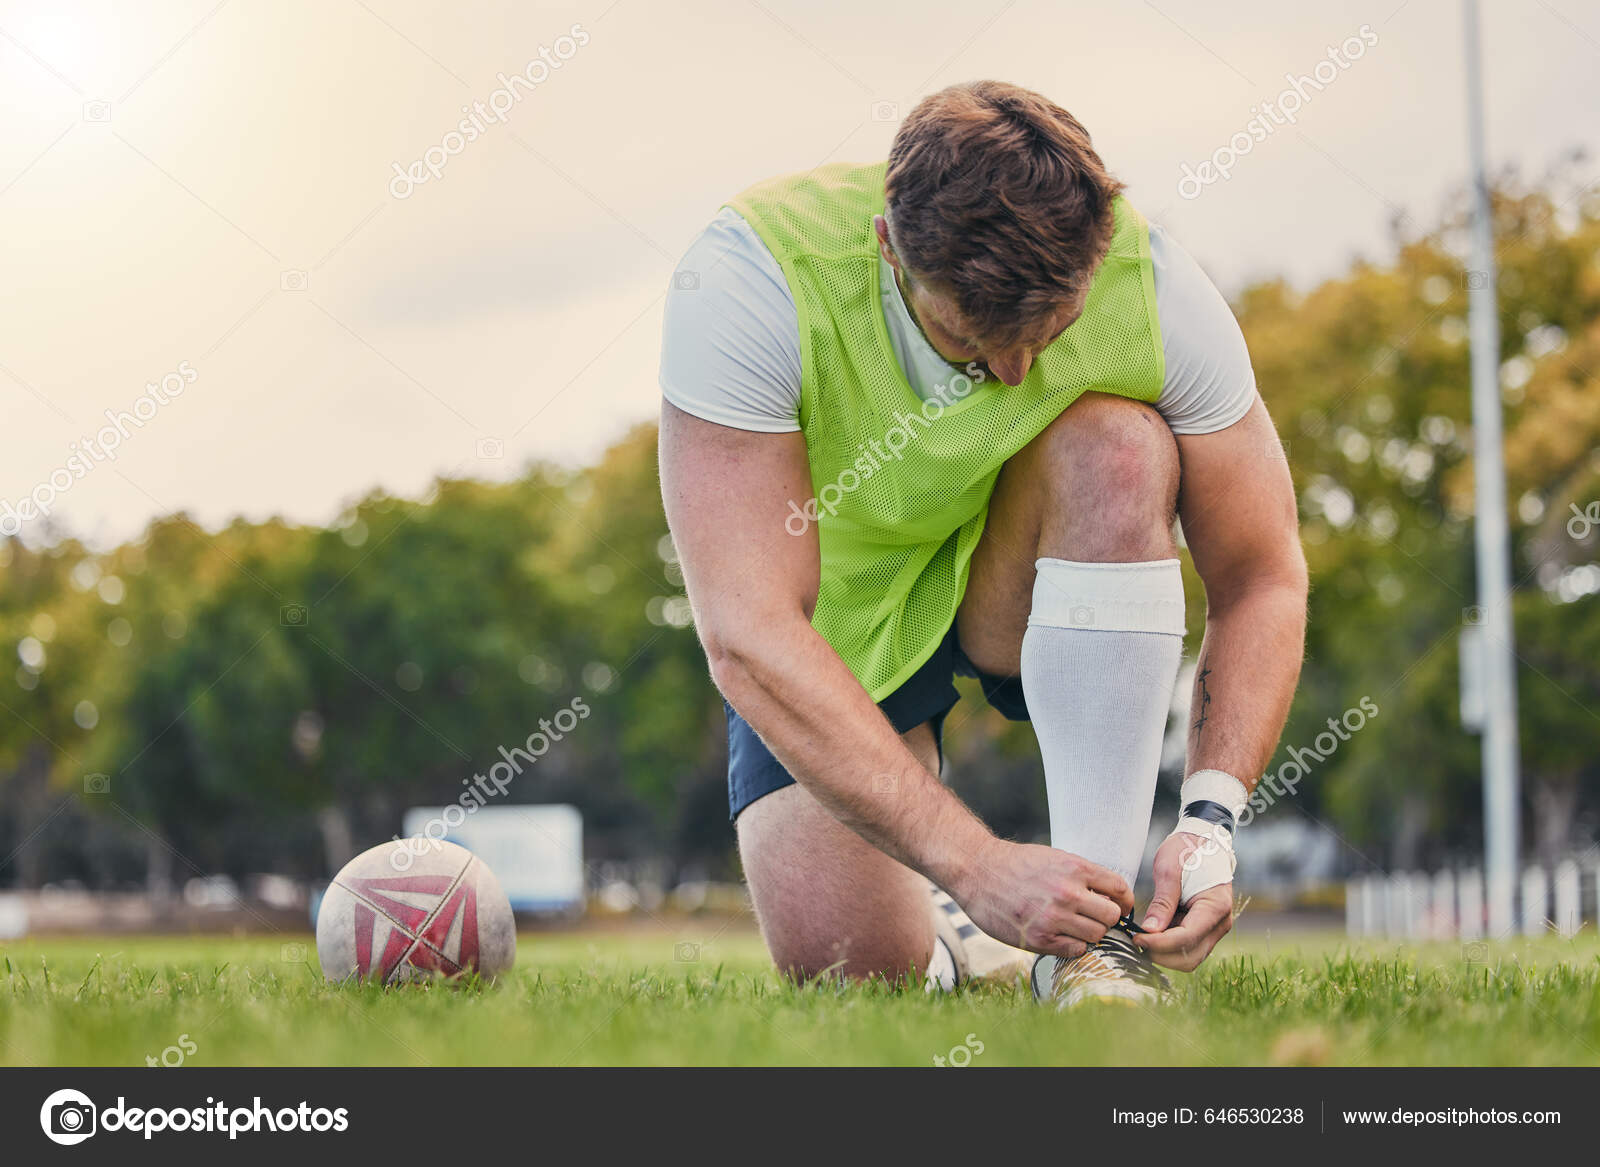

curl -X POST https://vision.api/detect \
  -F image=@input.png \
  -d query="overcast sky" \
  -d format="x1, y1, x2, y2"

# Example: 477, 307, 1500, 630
2, 0, 1596, 549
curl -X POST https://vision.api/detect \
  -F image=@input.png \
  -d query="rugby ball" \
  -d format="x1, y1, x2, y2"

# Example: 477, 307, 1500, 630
316, 839, 515, 983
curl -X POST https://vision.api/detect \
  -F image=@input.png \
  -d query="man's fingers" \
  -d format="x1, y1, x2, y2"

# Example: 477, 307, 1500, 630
1142, 862, 1181, 932
1076, 890, 1125, 932
1141, 892, 1178, 935
1134, 893, 1231, 962
1042, 936, 1089, 961
1064, 910, 1121, 945
1136, 900, 1226, 951
1079, 862, 1134, 915
1031, 912, 1112, 951
1134, 923, 1212, 970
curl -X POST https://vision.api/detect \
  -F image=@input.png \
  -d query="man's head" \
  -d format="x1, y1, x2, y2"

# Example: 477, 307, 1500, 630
876, 80, 1124, 386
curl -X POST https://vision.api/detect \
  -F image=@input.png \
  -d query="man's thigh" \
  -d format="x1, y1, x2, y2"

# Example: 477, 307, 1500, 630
957, 392, 1179, 675
735, 721, 938, 980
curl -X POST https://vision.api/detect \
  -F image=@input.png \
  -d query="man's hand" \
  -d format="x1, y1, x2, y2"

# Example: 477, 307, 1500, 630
950, 838, 1134, 959
1133, 832, 1234, 971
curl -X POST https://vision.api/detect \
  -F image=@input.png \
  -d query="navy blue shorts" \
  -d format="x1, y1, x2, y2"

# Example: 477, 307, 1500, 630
726, 623, 1030, 821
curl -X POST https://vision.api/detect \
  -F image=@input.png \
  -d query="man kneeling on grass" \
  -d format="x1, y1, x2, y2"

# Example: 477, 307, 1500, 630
658, 80, 1306, 1006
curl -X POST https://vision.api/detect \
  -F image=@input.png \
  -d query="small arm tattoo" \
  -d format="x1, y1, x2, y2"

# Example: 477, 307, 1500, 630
1193, 665, 1213, 736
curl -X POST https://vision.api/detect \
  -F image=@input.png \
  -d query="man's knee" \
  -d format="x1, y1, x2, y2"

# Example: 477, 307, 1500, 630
759, 895, 932, 984
1035, 393, 1179, 561
766, 931, 928, 984
737, 785, 933, 983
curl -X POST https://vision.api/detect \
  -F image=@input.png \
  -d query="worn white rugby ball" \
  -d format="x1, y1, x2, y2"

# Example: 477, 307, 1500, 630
316, 839, 515, 983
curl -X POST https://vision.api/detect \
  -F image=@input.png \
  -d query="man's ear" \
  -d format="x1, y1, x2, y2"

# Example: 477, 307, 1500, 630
872, 214, 899, 271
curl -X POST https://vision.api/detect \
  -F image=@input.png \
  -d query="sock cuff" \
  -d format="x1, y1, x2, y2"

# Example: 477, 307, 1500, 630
1028, 558, 1185, 636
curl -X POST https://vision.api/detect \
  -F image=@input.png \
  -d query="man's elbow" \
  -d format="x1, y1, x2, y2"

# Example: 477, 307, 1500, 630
702, 629, 753, 703
699, 618, 781, 709
703, 607, 818, 711
1272, 541, 1310, 603
1206, 543, 1308, 616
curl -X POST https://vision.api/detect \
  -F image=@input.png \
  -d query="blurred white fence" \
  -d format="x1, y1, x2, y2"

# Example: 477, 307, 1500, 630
1346, 861, 1594, 940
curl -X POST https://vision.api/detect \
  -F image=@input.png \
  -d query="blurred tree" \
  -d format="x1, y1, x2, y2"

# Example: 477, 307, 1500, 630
1, 169, 1597, 892
1238, 164, 1600, 869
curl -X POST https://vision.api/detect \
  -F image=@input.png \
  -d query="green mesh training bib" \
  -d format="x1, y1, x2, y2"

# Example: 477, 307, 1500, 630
729, 162, 1165, 700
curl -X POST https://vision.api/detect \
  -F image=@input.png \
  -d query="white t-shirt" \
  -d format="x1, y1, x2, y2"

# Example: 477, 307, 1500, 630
660, 206, 1255, 435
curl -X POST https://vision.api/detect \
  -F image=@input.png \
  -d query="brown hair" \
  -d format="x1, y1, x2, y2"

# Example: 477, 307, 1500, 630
884, 80, 1124, 347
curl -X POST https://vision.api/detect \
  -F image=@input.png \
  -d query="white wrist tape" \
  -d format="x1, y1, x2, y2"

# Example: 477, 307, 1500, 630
1170, 770, 1248, 903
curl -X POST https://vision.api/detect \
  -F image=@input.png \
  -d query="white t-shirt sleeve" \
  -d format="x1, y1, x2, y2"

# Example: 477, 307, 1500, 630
658, 207, 803, 433
1149, 223, 1257, 435
660, 211, 1254, 437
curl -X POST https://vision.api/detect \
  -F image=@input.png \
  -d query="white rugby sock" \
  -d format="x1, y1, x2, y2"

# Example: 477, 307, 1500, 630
1020, 558, 1185, 888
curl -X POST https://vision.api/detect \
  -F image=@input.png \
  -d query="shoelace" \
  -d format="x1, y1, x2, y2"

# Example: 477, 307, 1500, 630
1057, 916, 1170, 993
1088, 925, 1170, 990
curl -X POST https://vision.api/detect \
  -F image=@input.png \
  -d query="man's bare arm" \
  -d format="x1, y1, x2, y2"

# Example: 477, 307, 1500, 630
1136, 396, 1307, 968
659, 401, 1132, 954
658, 401, 986, 877
1177, 396, 1308, 788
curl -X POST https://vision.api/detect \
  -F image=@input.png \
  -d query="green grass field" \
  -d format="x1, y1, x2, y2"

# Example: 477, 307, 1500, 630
3, 926, 1599, 1067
